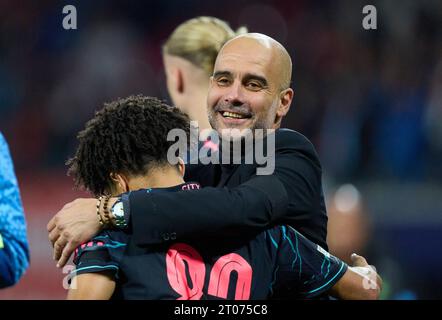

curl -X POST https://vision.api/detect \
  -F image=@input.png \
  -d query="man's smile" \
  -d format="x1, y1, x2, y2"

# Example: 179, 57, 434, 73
217, 110, 253, 127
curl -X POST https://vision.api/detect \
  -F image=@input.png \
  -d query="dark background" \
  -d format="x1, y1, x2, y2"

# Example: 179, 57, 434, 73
0, 0, 441, 299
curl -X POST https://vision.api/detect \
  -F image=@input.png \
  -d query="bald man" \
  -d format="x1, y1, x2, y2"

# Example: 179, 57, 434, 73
208, 33, 293, 134
48, 33, 381, 299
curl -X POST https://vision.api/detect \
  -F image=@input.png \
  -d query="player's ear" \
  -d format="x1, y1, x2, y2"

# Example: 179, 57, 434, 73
110, 173, 130, 193
177, 157, 185, 177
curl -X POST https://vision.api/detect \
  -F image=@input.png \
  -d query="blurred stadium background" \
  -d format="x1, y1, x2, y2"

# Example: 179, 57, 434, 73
0, 0, 441, 299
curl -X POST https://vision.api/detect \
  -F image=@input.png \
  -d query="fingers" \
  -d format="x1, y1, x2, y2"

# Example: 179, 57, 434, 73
350, 253, 382, 298
48, 226, 61, 247
47, 198, 97, 268
47, 200, 78, 233
376, 273, 383, 292
53, 232, 70, 261
47, 217, 56, 233
57, 241, 76, 268
351, 253, 368, 267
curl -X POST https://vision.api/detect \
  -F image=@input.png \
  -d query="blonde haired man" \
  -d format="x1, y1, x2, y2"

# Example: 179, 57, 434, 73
163, 16, 247, 130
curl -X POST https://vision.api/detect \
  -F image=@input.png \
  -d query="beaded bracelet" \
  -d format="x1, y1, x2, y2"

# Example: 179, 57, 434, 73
96, 196, 104, 226
102, 195, 113, 227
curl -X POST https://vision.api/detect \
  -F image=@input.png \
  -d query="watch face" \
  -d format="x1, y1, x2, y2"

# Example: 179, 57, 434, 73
112, 201, 124, 217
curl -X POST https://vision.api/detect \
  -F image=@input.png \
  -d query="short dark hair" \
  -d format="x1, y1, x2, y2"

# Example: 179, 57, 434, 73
67, 95, 190, 196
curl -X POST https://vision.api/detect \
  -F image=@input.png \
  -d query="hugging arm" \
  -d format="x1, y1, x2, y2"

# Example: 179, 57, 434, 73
49, 130, 327, 266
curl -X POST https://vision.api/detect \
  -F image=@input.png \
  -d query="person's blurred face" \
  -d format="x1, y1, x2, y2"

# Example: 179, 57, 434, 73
163, 53, 211, 120
207, 37, 288, 134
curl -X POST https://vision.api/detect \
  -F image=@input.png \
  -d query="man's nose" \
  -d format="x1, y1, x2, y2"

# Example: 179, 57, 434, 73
224, 81, 245, 106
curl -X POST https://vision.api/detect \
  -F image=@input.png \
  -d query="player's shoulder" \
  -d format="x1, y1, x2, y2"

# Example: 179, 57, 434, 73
266, 225, 313, 250
0, 132, 7, 150
0, 132, 14, 179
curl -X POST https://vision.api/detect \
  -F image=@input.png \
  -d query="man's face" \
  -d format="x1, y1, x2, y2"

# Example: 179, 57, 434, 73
207, 39, 283, 135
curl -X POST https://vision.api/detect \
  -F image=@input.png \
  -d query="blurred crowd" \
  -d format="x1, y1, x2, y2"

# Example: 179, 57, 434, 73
1, 0, 441, 183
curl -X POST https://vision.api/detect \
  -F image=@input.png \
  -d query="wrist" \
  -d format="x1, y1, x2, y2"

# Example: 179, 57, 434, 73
110, 196, 128, 229
106, 197, 118, 228
96, 196, 105, 229
98, 196, 116, 229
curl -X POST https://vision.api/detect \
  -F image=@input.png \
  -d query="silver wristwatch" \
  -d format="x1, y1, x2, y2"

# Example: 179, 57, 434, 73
111, 198, 127, 229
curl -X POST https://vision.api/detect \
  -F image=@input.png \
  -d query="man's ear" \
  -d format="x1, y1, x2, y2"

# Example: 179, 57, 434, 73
175, 68, 184, 94
177, 157, 185, 177
278, 88, 294, 117
110, 173, 130, 194
274, 88, 294, 126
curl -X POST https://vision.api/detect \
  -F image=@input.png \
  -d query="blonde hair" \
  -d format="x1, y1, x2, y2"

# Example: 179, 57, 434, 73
163, 16, 247, 75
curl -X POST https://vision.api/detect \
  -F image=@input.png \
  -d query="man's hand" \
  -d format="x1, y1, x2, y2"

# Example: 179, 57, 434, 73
350, 253, 383, 297
47, 198, 106, 268
330, 253, 382, 300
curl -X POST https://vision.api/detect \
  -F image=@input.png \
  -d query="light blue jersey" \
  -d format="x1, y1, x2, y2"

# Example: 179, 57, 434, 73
0, 133, 29, 288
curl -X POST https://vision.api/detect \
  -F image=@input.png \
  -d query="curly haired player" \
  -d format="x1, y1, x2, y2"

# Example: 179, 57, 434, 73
66, 95, 380, 300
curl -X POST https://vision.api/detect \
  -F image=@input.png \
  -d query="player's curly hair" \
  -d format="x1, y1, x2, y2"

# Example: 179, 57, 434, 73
67, 95, 190, 197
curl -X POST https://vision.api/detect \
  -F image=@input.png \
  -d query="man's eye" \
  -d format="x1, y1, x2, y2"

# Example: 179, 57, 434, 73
216, 78, 230, 85
246, 82, 262, 90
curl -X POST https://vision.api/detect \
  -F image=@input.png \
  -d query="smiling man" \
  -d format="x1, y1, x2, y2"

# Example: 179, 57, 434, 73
209, 34, 292, 134
48, 34, 381, 299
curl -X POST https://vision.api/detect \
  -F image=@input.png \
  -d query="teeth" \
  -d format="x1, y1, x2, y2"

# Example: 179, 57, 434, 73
222, 111, 246, 119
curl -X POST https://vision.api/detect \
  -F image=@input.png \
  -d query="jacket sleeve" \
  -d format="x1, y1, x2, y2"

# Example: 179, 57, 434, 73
0, 133, 30, 288
130, 174, 288, 246
128, 129, 326, 247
